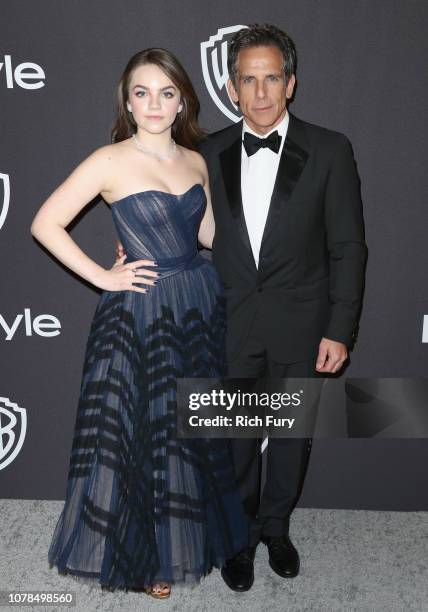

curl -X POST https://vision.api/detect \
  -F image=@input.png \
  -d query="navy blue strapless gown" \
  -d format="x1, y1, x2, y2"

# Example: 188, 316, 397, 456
48, 183, 248, 589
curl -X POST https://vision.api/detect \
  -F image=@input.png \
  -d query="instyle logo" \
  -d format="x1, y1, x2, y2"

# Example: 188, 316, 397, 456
0, 54, 45, 89
0, 309, 61, 341
0, 397, 27, 470
201, 25, 248, 122
0, 173, 10, 230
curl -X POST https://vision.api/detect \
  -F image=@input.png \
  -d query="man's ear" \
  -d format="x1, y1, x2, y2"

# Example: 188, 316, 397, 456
286, 74, 296, 100
227, 78, 239, 104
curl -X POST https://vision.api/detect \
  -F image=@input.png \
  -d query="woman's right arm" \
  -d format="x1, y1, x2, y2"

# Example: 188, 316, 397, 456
30, 147, 156, 293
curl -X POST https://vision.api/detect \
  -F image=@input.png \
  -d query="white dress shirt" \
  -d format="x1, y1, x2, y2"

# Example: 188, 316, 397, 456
241, 112, 289, 268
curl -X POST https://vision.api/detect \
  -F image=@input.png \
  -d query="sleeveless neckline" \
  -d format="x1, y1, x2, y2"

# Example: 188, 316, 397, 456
110, 182, 204, 207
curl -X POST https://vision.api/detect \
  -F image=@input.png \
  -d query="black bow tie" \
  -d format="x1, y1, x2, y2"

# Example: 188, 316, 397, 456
243, 130, 282, 156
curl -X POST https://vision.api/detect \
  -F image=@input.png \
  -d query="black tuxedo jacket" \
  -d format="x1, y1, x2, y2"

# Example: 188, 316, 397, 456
199, 113, 367, 363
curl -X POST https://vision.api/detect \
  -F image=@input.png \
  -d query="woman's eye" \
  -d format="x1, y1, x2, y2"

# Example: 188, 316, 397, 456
163, 92, 174, 98
135, 90, 145, 97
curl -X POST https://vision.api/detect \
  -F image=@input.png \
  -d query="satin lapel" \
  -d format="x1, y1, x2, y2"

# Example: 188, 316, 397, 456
260, 115, 310, 248
219, 132, 255, 264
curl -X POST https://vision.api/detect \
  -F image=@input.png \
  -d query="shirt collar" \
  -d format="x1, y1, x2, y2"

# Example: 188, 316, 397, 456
242, 111, 289, 140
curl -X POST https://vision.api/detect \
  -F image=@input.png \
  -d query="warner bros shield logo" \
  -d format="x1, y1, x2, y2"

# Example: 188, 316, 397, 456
201, 25, 248, 122
0, 173, 10, 231
0, 397, 27, 470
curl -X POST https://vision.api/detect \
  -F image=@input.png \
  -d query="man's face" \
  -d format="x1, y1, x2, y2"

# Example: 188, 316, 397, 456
227, 45, 295, 135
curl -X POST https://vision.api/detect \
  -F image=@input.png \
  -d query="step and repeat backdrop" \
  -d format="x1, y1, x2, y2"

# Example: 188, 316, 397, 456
1, 1, 427, 508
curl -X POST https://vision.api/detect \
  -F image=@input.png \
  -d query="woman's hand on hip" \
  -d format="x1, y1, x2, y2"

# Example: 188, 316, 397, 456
95, 256, 159, 293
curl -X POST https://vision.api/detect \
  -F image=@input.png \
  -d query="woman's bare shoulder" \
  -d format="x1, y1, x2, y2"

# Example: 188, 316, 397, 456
75, 140, 134, 200
180, 146, 208, 174
91, 139, 132, 162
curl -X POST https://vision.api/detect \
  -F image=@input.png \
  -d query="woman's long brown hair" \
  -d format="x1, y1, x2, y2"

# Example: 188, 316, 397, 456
111, 48, 206, 150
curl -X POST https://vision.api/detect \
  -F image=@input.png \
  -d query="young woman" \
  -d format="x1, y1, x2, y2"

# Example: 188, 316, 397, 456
31, 48, 247, 599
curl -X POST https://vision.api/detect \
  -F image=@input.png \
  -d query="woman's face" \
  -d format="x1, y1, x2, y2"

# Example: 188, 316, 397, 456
126, 63, 183, 135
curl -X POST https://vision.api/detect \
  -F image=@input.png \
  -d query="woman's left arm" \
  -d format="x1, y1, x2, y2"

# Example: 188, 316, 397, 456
197, 155, 215, 249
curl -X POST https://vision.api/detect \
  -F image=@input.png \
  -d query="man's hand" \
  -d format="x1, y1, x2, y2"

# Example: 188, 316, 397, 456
316, 337, 348, 373
115, 240, 125, 263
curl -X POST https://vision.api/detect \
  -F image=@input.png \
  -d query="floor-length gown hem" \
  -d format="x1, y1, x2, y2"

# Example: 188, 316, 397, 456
49, 560, 224, 591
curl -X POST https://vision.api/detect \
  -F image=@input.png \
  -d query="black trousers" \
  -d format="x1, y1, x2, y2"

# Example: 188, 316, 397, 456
227, 310, 320, 547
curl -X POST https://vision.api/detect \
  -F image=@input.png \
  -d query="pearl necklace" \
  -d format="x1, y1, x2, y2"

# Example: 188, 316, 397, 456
132, 133, 177, 160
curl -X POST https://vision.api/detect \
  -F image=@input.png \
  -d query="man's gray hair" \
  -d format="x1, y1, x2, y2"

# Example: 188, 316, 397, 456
228, 23, 297, 87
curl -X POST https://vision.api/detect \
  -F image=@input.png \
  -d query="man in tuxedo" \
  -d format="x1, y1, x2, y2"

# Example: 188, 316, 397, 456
198, 23, 367, 591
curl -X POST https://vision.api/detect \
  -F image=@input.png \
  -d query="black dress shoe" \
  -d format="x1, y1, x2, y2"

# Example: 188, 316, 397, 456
221, 546, 257, 591
262, 535, 300, 578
